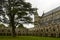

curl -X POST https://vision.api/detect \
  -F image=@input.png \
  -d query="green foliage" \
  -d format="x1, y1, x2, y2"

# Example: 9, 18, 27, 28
18, 24, 24, 28
0, 0, 37, 26
0, 0, 37, 36
0, 24, 5, 27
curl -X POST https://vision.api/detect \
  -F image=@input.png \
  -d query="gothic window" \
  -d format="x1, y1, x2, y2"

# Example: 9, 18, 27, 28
2, 30, 4, 32
46, 29, 48, 32
8, 30, 10, 32
53, 28, 55, 31
41, 29, 43, 32
36, 30, 38, 32
51, 33, 53, 37
18, 31, 20, 32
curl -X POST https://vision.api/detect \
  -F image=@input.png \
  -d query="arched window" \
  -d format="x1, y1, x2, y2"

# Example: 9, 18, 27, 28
51, 33, 53, 37
53, 28, 55, 31
46, 29, 48, 32
2, 30, 4, 32
8, 30, 10, 32
41, 29, 43, 32
18, 31, 20, 32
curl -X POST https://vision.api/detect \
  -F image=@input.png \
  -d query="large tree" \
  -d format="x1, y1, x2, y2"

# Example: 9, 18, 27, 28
0, 0, 37, 36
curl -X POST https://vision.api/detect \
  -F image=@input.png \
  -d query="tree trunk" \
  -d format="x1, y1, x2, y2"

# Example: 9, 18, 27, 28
12, 24, 16, 37
10, 14, 16, 37
8, 0, 16, 37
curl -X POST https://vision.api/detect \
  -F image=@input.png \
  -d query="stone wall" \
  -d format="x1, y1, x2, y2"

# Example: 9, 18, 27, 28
0, 24, 60, 37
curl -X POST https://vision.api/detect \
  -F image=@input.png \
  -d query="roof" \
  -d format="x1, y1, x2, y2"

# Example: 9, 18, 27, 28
43, 6, 60, 17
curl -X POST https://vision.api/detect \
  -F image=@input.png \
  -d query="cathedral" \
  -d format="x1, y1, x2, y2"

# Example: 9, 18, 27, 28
0, 5, 60, 37
34, 6, 60, 37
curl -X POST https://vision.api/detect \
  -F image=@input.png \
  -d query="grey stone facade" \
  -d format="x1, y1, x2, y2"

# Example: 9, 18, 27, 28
34, 6, 60, 37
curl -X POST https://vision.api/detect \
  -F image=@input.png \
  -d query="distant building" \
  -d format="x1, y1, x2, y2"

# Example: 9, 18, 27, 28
40, 6, 60, 26
34, 6, 60, 37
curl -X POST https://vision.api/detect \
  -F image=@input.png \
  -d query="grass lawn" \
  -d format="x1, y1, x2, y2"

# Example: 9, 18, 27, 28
0, 36, 60, 40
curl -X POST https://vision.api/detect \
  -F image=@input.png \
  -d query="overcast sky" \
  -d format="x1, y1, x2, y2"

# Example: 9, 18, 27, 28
26, 0, 60, 16
24, 0, 60, 28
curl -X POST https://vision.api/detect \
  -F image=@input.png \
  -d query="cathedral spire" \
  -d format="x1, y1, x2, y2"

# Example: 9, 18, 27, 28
34, 9, 40, 28
42, 11, 44, 16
